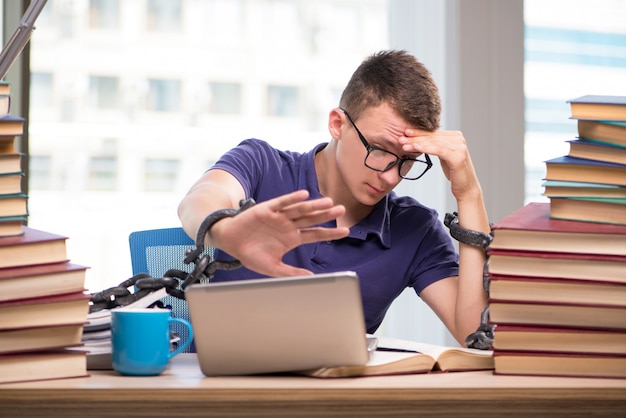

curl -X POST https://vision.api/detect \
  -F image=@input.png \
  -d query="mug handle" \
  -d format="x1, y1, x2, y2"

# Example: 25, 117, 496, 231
168, 317, 194, 358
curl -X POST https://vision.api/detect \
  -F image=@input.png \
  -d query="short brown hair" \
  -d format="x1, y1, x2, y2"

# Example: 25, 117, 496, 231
339, 50, 441, 131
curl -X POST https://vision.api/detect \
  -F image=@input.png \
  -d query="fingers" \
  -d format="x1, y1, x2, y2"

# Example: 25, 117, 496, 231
399, 130, 466, 156
267, 189, 311, 211
265, 190, 346, 229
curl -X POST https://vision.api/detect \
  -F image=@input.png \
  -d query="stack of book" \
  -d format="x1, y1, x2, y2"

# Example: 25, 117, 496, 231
0, 81, 28, 238
0, 227, 90, 384
544, 95, 626, 225
487, 202, 626, 378
0, 81, 91, 384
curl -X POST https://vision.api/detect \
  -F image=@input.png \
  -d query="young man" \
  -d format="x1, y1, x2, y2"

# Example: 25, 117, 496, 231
178, 50, 490, 346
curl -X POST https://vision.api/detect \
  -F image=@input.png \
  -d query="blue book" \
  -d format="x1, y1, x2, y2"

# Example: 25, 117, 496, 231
544, 155, 626, 187
566, 138, 626, 165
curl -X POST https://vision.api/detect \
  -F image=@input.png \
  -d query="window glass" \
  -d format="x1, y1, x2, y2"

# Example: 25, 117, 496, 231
89, 76, 120, 109
31, 72, 54, 108
147, 0, 182, 32
524, 0, 626, 203
89, 0, 119, 29
29, 0, 390, 292
267, 85, 300, 117
147, 79, 181, 112
209, 82, 242, 115
144, 159, 179, 192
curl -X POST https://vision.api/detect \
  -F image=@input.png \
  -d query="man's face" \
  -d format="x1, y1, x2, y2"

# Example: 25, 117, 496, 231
336, 103, 427, 206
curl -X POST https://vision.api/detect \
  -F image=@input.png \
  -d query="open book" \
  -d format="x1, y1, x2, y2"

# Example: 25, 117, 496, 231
301, 336, 494, 378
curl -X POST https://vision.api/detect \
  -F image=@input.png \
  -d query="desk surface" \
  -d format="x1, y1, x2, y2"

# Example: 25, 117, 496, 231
2, 354, 626, 417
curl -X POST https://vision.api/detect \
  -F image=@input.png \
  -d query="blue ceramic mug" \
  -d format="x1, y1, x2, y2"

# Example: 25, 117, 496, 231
111, 308, 193, 376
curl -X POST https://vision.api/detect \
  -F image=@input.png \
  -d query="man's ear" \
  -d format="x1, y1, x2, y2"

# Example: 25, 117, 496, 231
327, 108, 344, 140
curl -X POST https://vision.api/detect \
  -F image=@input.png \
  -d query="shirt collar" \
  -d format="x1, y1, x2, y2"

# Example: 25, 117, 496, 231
348, 194, 392, 249
306, 143, 392, 249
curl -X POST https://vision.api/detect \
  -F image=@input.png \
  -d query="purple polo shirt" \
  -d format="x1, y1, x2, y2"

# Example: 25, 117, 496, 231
210, 138, 459, 333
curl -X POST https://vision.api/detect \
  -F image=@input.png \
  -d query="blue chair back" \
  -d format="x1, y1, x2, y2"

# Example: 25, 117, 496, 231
129, 227, 213, 353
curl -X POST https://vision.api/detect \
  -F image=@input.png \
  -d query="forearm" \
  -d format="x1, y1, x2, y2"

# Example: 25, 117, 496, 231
177, 169, 245, 245
454, 186, 490, 343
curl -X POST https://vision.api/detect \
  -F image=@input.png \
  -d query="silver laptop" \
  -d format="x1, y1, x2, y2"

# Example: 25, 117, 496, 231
185, 271, 369, 376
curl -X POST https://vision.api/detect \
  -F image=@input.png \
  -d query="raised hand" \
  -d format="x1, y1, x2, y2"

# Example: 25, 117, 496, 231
209, 189, 349, 277
399, 129, 482, 202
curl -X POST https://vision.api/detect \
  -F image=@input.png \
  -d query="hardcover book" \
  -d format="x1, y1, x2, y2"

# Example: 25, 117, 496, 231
544, 155, 626, 187
0, 292, 91, 331
549, 196, 626, 225
494, 351, 626, 379
488, 202, 626, 256
0, 262, 88, 302
542, 180, 626, 199
492, 325, 626, 355
489, 274, 626, 306
487, 249, 626, 283
568, 95, 626, 121
0, 226, 68, 269
488, 300, 626, 330
577, 119, 626, 147
567, 138, 626, 165
0, 350, 87, 384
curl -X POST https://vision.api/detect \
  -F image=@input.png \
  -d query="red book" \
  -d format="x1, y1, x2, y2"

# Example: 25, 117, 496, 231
492, 325, 626, 355
487, 249, 626, 284
493, 350, 626, 379
0, 349, 87, 384
488, 300, 626, 331
488, 273, 626, 306
0, 262, 88, 302
0, 292, 90, 331
0, 226, 68, 269
0, 323, 84, 355
489, 202, 626, 256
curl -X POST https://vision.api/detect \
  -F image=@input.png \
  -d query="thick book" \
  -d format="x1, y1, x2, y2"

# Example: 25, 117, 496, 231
0, 136, 17, 154
0, 323, 84, 354
567, 138, 626, 165
544, 155, 626, 187
578, 119, 626, 147
494, 351, 626, 379
542, 180, 626, 199
0, 172, 23, 194
568, 95, 626, 121
0, 350, 87, 384
0, 292, 90, 331
488, 202, 626, 256
0, 215, 25, 237
0, 192, 27, 217
0, 115, 25, 136
487, 249, 626, 284
0, 262, 88, 302
0, 153, 22, 174
488, 300, 626, 330
300, 337, 494, 378
549, 196, 626, 225
0, 94, 9, 115
0, 226, 68, 269
492, 325, 626, 355
489, 274, 626, 306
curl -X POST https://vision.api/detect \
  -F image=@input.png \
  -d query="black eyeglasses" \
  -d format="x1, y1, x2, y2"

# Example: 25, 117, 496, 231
339, 108, 432, 180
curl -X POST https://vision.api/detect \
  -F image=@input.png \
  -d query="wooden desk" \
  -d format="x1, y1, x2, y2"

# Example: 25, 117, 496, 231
1, 354, 625, 417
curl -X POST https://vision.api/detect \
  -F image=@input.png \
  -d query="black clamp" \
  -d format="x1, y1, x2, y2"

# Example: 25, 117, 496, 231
464, 307, 494, 350
444, 212, 493, 249
179, 198, 256, 291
